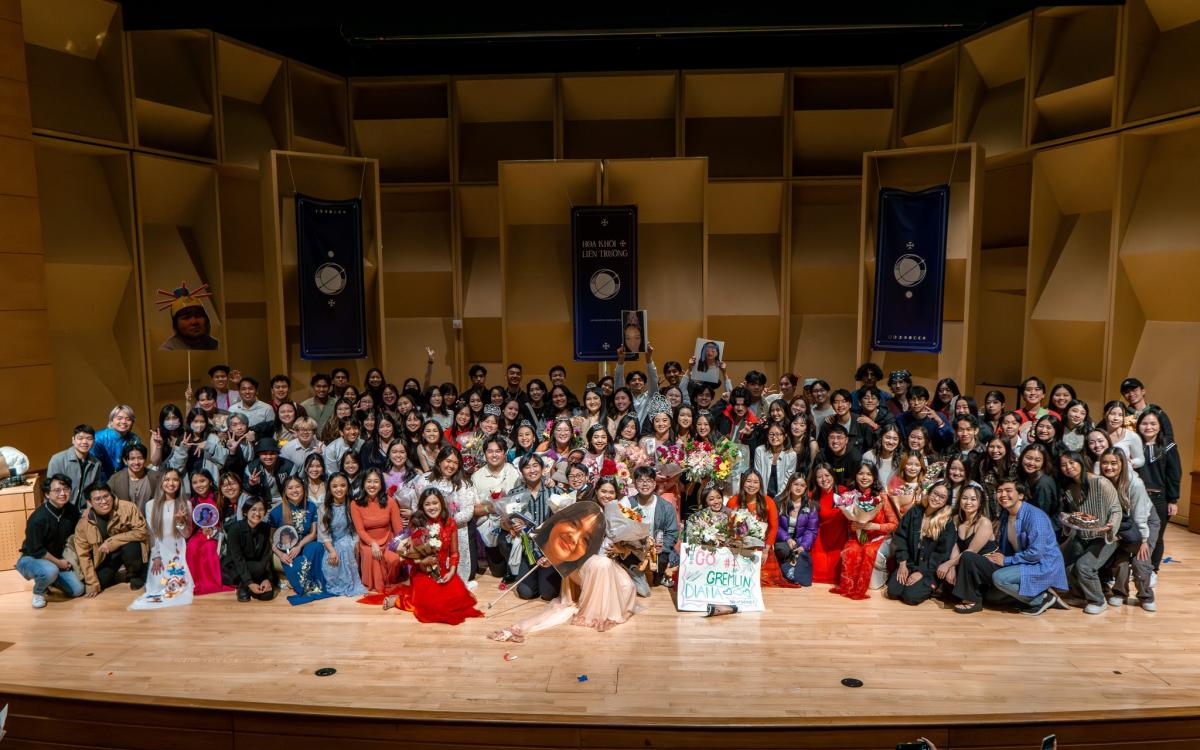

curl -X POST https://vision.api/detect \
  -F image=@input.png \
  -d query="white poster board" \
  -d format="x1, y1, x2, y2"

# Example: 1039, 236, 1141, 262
675, 543, 765, 612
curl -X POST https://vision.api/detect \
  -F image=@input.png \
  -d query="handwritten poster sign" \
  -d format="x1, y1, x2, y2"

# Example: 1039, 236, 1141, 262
676, 543, 765, 612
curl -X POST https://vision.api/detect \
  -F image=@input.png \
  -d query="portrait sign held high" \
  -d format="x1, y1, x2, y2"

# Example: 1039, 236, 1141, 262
690, 338, 726, 384
157, 282, 219, 351
620, 309, 647, 360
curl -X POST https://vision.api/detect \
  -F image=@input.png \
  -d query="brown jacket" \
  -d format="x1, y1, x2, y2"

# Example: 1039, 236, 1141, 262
74, 499, 149, 592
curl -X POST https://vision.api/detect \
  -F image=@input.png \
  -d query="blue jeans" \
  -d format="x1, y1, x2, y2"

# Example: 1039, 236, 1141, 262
15, 556, 85, 597
991, 564, 1045, 607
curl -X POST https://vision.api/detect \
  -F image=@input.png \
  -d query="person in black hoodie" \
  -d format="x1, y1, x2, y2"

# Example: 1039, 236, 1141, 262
16, 474, 85, 608
887, 480, 957, 606
220, 495, 277, 601
1134, 407, 1181, 575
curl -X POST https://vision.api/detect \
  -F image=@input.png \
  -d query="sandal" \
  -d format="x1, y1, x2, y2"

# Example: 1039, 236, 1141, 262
954, 601, 982, 614
487, 629, 525, 643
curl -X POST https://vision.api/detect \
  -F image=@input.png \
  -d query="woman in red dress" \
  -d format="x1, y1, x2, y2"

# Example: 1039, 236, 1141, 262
186, 469, 233, 595
831, 463, 899, 600
379, 487, 482, 625
350, 468, 404, 593
727, 470, 797, 588
809, 463, 849, 584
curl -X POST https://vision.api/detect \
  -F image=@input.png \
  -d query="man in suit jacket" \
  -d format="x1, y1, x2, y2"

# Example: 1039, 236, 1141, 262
618, 466, 679, 595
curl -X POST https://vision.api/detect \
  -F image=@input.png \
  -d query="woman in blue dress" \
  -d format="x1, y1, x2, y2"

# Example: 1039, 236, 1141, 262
268, 476, 334, 605
318, 472, 367, 596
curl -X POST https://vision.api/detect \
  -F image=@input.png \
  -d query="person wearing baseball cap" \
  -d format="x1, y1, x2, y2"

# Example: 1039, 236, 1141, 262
1121, 377, 1174, 443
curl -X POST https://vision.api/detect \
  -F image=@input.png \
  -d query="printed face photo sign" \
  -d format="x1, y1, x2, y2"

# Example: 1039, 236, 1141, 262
273, 525, 299, 554
620, 309, 648, 359
533, 501, 606, 578
691, 338, 726, 384
157, 282, 219, 351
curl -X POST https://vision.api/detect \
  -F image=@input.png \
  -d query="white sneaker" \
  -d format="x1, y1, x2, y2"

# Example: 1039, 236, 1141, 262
1141, 600, 1158, 612
1107, 596, 1125, 607
31, 593, 47, 609
466, 580, 478, 591
1151, 572, 1158, 587
1083, 601, 1108, 615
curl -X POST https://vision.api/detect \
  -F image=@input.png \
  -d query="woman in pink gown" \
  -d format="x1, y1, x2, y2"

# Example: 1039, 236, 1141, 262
488, 477, 643, 641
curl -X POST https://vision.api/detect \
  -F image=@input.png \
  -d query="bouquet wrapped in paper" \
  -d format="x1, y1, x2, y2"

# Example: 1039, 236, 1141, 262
683, 507, 729, 547
616, 442, 652, 469
833, 489, 884, 543
604, 501, 652, 562
726, 507, 768, 551
683, 440, 716, 483
653, 442, 685, 480
712, 438, 743, 483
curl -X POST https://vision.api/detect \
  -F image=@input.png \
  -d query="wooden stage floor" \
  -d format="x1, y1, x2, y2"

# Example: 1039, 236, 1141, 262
1, 526, 1200, 749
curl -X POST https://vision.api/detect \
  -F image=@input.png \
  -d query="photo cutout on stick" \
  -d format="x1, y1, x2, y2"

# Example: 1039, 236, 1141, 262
620, 309, 647, 359
273, 525, 299, 555
691, 338, 725, 384
533, 501, 606, 578
157, 282, 219, 351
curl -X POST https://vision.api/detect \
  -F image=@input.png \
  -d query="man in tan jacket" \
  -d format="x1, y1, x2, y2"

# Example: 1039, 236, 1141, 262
74, 482, 149, 597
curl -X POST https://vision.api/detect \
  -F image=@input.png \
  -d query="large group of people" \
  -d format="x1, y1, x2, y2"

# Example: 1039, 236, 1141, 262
17, 343, 1181, 630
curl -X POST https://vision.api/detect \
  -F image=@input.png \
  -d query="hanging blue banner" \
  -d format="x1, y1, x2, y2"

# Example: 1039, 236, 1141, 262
872, 185, 949, 353
295, 194, 367, 360
572, 206, 638, 361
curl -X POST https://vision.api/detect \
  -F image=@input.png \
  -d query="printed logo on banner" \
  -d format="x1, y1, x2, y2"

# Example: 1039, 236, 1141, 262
572, 207, 638, 361
871, 186, 949, 353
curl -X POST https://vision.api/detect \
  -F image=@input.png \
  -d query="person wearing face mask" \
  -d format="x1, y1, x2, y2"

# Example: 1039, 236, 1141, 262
106, 443, 162, 514
73, 482, 149, 597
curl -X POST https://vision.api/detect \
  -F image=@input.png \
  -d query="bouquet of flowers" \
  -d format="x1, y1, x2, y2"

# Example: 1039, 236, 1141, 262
833, 489, 884, 543
654, 443, 684, 480
683, 507, 729, 547
615, 442, 651, 468
682, 440, 716, 483
409, 524, 443, 576
712, 438, 743, 482
726, 507, 768, 551
923, 460, 947, 489
605, 501, 653, 566
456, 432, 484, 475
599, 457, 634, 495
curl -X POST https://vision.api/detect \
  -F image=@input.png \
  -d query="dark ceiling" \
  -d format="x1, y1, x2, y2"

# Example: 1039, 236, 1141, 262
115, 1, 1123, 77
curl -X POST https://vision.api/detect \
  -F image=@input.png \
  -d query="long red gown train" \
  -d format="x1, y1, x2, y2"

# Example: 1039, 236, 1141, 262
359, 519, 482, 625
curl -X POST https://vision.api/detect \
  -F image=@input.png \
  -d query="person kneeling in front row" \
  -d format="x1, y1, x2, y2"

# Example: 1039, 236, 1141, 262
221, 496, 278, 601
951, 479, 1067, 616
16, 474, 85, 608
74, 482, 149, 597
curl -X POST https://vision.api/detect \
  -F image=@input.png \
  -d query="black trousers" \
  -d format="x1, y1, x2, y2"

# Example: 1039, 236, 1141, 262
952, 550, 1002, 603
222, 559, 275, 596
94, 542, 146, 590
485, 534, 513, 580
1150, 497, 1170, 571
886, 567, 937, 605
515, 555, 561, 601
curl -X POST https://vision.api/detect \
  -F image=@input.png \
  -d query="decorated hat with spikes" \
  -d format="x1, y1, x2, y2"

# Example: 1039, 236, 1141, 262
156, 281, 212, 320
644, 392, 672, 420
